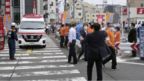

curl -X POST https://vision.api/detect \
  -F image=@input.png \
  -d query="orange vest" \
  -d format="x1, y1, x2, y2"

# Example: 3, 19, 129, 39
115, 31, 121, 43
59, 27, 65, 36
106, 28, 115, 47
64, 26, 69, 36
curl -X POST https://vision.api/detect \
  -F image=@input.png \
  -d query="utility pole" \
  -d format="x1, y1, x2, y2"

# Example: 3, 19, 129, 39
127, 0, 130, 28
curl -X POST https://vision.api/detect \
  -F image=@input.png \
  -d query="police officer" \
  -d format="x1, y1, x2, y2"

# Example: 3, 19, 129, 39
85, 23, 107, 81
8, 23, 18, 60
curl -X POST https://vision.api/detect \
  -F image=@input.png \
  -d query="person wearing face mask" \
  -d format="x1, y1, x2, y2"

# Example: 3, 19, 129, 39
7, 23, 18, 60
78, 23, 88, 61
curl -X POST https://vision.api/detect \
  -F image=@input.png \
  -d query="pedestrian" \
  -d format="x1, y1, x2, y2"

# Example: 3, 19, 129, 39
128, 23, 137, 57
68, 22, 77, 64
7, 23, 18, 60
103, 23, 117, 69
64, 23, 69, 47
78, 23, 88, 61
114, 27, 121, 55
85, 23, 107, 81
59, 24, 65, 48
76, 21, 83, 40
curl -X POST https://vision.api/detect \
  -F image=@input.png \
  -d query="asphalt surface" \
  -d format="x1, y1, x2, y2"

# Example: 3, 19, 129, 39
50, 33, 144, 81
0, 34, 144, 81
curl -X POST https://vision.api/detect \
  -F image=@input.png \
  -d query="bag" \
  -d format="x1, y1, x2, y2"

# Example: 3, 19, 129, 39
102, 45, 112, 60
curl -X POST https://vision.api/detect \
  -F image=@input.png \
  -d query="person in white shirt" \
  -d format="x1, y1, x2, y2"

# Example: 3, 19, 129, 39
68, 22, 77, 64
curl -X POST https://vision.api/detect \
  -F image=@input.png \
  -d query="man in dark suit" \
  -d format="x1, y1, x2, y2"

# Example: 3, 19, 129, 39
85, 23, 107, 81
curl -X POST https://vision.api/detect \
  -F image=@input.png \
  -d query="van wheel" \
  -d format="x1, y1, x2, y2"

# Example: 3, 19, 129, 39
42, 45, 46, 48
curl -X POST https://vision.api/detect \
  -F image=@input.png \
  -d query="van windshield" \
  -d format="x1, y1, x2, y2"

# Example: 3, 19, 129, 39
20, 21, 45, 29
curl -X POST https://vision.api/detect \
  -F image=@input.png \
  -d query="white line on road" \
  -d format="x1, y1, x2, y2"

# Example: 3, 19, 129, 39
1, 55, 67, 60
14, 77, 87, 81
32, 50, 62, 53
0, 53, 64, 57
11, 70, 80, 77
0, 59, 68, 64
0, 64, 74, 70
117, 57, 144, 66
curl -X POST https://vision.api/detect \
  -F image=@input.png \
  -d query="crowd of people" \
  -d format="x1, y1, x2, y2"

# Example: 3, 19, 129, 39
56, 21, 122, 81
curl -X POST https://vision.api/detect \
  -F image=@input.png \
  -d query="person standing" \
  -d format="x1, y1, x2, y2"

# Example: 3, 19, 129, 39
128, 23, 137, 57
59, 24, 65, 48
68, 22, 77, 64
103, 23, 117, 69
8, 23, 18, 60
64, 24, 69, 47
78, 23, 88, 61
86, 23, 107, 81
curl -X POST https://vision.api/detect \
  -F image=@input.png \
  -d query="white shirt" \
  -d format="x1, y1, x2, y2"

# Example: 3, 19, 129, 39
68, 27, 76, 43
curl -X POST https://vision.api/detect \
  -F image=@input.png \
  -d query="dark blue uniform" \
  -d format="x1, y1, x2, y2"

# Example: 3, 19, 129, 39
7, 30, 17, 60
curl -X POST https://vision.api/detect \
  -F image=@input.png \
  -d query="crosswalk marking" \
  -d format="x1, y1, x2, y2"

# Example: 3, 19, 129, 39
0, 64, 74, 70
12, 70, 80, 77
33, 50, 62, 53
1, 55, 67, 60
13, 77, 87, 81
0, 59, 68, 64
0, 53, 64, 57
0, 43, 86, 81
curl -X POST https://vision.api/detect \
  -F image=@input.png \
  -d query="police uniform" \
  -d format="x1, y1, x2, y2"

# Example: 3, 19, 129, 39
8, 23, 18, 60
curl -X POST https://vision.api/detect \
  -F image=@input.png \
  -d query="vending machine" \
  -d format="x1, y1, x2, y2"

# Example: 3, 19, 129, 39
0, 16, 4, 50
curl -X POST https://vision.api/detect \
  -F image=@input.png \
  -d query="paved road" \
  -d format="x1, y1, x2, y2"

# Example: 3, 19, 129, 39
0, 36, 86, 81
1, 34, 144, 81
51, 33, 144, 81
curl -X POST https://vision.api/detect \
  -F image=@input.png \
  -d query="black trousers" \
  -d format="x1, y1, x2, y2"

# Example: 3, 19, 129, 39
87, 58, 102, 81
103, 46, 117, 68
78, 40, 87, 60
8, 40, 16, 59
60, 36, 64, 47
68, 40, 77, 64
64, 36, 68, 47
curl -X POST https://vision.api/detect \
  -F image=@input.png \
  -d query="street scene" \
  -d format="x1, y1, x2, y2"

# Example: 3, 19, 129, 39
0, 0, 144, 81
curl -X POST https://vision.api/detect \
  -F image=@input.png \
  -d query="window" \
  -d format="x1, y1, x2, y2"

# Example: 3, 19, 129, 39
78, 13, 81, 16
43, 4, 48, 10
141, 3, 144, 7
13, 0, 20, 8
50, 2, 53, 6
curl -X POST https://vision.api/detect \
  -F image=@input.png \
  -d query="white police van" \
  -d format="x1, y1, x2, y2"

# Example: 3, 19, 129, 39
18, 14, 47, 48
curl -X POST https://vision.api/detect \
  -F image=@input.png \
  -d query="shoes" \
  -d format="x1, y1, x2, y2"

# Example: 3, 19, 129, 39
112, 66, 117, 70
10, 58, 16, 60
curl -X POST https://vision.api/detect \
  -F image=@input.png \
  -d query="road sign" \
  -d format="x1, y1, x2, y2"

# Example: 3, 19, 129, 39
139, 26, 144, 60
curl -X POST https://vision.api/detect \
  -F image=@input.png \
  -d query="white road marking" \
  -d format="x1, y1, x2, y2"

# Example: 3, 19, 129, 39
0, 54, 29, 57
33, 50, 62, 53
12, 70, 80, 77
1, 55, 66, 60
117, 57, 144, 66
16, 77, 87, 81
0, 59, 68, 64
0, 64, 74, 70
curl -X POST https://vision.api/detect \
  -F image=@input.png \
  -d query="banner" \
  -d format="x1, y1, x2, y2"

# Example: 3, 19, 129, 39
0, 16, 4, 50
139, 26, 144, 60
